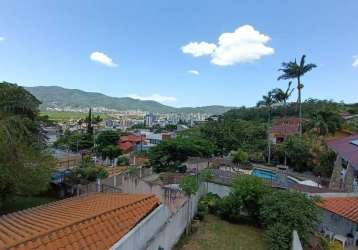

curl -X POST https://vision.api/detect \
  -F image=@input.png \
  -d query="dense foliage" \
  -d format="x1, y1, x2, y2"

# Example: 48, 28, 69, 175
149, 137, 215, 172
0, 82, 55, 208
260, 191, 321, 248
198, 175, 320, 250
66, 157, 108, 184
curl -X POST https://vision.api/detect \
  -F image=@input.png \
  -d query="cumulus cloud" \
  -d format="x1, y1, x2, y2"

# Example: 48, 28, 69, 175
181, 25, 274, 66
353, 56, 358, 68
90, 51, 117, 67
181, 42, 216, 57
128, 94, 177, 103
188, 69, 200, 75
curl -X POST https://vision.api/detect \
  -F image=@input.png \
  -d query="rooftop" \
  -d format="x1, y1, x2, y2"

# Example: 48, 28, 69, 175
316, 197, 358, 223
0, 193, 160, 250
270, 117, 300, 137
326, 134, 358, 170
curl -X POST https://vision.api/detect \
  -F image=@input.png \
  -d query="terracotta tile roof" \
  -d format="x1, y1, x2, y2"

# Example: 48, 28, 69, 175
326, 134, 358, 170
120, 135, 145, 143
118, 141, 134, 153
316, 197, 358, 223
0, 193, 160, 250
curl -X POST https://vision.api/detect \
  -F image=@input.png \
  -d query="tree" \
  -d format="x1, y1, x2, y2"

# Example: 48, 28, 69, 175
149, 137, 215, 173
257, 90, 276, 164
96, 130, 120, 150
283, 135, 311, 172
260, 190, 320, 248
231, 175, 270, 220
273, 82, 294, 165
232, 149, 249, 167
180, 175, 199, 235
68, 157, 108, 185
86, 108, 93, 136
101, 145, 121, 166
0, 82, 55, 209
278, 55, 317, 136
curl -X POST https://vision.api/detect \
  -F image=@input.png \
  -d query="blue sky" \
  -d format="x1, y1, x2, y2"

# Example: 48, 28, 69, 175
0, 0, 357, 107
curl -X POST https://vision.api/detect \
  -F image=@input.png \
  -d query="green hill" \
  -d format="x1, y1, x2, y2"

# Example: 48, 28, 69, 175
25, 86, 233, 114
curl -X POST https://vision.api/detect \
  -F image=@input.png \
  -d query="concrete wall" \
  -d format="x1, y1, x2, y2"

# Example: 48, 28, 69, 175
206, 182, 231, 197
319, 209, 356, 236
111, 185, 204, 250
291, 231, 303, 250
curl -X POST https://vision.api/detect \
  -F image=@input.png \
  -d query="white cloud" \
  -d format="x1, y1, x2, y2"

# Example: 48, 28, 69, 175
90, 51, 117, 67
181, 25, 274, 66
353, 56, 358, 68
128, 94, 177, 103
0, 37, 4, 41
181, 42, 216, 57
188, 69, 200, 75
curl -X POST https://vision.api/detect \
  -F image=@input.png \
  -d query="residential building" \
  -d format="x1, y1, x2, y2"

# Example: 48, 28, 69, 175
270, 117, 300, 144
317, 195, 358, 247
328, 134, 358, 192
144, 113, 156, 127
0, 193, 159, 250
118, 134, 146, 154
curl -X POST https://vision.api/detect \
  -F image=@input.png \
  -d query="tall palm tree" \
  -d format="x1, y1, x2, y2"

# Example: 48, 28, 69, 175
257, 90, 276, 164
277, 55, 317, 136
273, 82, 294, 165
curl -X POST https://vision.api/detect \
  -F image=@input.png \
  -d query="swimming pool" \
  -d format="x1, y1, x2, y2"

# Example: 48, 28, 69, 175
251, 168, 277, 181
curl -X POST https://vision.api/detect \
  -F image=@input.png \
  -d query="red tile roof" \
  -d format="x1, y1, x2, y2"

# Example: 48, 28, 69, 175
118, 141, 134, 153
120, 135, 145, 143
316, 197, 358, 223
0, 193, 160, 250
326, 134, 358, 169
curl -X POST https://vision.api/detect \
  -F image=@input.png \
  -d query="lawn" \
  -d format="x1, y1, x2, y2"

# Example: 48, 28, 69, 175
0, 195, 57, 215
41, 111, 112, 122
175, 214, 265, 250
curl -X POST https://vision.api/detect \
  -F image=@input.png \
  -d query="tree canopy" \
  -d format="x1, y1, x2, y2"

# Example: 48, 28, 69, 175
0, 82, 55, 208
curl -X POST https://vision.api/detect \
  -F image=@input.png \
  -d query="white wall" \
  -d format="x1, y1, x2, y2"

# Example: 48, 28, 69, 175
206, 182, 231, 197
111, 185, 204, 250
319, 209, 356, 236
291, 231, 303, 250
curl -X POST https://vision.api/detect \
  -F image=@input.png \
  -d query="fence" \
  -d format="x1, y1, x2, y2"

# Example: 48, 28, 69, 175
111, 184, 205, 250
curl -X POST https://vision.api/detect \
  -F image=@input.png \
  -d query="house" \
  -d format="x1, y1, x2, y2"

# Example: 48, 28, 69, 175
270, 117, 300, 144
146, 132, 173, 145
118, 134, 146, 154
327, 134, 358, 192
317, 196, 358, 247
0, 193, 159, 250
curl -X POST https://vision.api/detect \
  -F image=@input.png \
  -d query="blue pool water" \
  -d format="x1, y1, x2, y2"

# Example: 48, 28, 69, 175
251, 169, 277, 181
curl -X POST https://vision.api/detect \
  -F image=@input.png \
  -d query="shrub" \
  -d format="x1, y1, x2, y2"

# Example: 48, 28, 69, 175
199, 193, 221, 214
117, 155, 129, 166
216, 194, 242, 222
260, 190, 320, 246
231, 175, 270, 220
265, 223, 291, 250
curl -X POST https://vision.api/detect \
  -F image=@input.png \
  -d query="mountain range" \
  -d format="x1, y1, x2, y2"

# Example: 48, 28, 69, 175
25, 86, 234, 114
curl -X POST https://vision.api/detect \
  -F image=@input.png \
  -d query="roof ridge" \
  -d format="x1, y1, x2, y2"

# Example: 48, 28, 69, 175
6, 193, 157, 249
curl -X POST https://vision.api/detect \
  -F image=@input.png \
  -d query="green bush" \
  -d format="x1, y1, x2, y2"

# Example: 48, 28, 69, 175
216, 194, 242, 222
117, 155, 129, 166
264, 223, 291, 250
199, 193, 221, 214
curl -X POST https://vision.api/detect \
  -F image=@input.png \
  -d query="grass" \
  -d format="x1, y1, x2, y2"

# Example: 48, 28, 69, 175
174, 214, 265, 250
1, 195, 57, 215
40, 111, 112, 122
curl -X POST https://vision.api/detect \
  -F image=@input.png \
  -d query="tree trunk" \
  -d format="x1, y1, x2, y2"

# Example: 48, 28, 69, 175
267, 109, 271, 165
298, 76, 303, 137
